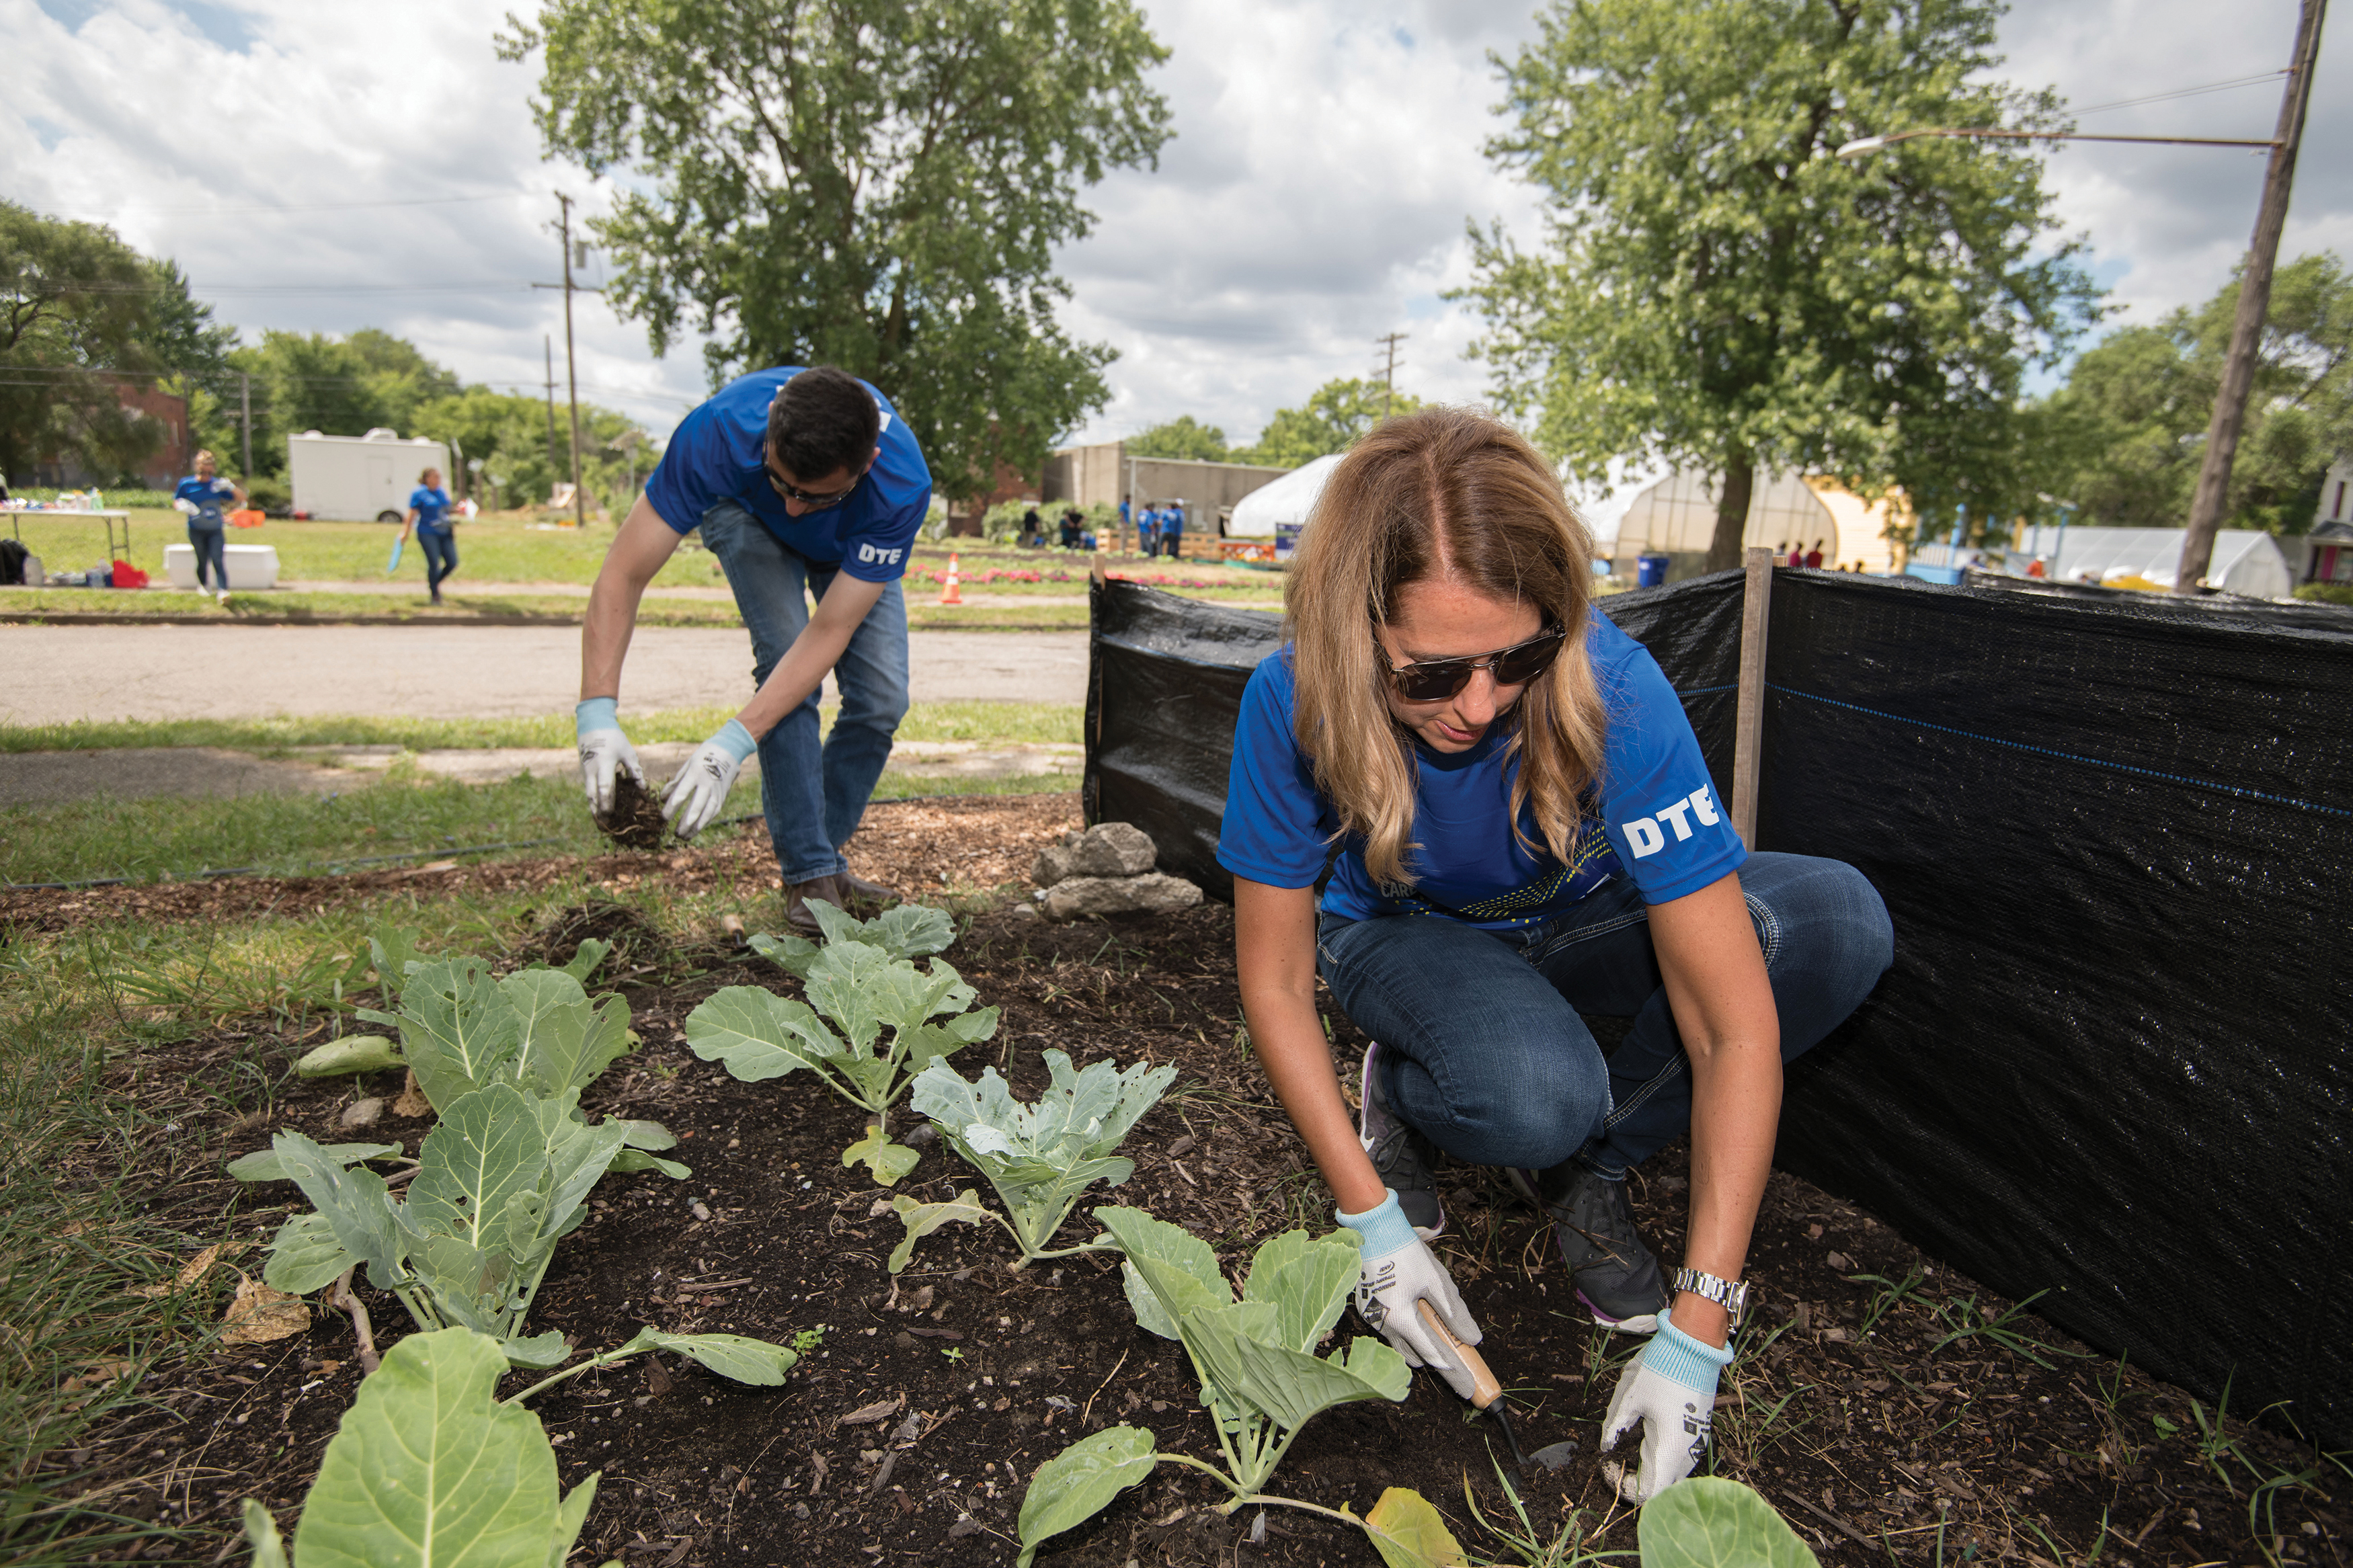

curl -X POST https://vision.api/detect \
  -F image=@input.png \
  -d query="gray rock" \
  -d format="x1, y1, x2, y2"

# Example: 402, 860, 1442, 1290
1043, 872, 1203, 921
339, 1097, 385, 1129
1033, 821, 1158, 885
1032, 841, 1076, 887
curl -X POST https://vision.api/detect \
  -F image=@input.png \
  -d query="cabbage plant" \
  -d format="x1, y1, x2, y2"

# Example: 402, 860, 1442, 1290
748, 899, 955, 977
1015, 1208, 1428, 1567
684, 922, 997, 1184
245, 1083, 698, 1366
889, 1050, 1174, 1272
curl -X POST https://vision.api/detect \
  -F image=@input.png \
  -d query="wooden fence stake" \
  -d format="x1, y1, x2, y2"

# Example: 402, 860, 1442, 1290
1730, 546, 1774, 850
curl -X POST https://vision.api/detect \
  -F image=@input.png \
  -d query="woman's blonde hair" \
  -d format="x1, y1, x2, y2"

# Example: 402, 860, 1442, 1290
193, 450, 216, 467
1285, 407, 1608, 888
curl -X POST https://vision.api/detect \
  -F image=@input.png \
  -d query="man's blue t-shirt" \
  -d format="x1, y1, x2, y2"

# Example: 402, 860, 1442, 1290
1218, 613, 1745, 927
175, 474, 236, 529
1164, 505, 1185, 536
645, 368, 931, 583
409, 485, 452, 532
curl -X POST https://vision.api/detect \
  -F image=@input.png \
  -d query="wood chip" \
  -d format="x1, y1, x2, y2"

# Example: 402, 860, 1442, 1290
838, 1395, 905, 1428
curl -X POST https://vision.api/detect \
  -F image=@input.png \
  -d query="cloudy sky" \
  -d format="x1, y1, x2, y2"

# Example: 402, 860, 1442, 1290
9, 0, 2349, 517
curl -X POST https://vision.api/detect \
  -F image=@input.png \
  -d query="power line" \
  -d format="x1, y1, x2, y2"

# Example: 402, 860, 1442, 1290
2070, 69, 2290, 119
41, 192, 532, 219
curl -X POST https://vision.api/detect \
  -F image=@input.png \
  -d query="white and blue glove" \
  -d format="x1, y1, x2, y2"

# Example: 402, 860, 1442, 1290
574, 698, 645, 817
1337, 1188, 1482, 1401
661, 718, 757, 841
1599, 1305, 1737, 1503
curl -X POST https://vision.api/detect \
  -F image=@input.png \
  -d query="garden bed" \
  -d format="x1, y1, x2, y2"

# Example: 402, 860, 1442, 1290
32, 800, 2348, 1567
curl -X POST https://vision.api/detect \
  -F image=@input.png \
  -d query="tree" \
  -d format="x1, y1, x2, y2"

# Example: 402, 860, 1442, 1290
1460, 0, 2102, 568
498, 0, 1174, 506
1236, 378, 1427, 468
0, 202, 165, 483
1127, 415, 1228, 461
2038, 252, 2350, 534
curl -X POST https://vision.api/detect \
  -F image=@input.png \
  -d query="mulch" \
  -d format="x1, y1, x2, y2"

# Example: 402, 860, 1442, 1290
24, 798, 2350, 1566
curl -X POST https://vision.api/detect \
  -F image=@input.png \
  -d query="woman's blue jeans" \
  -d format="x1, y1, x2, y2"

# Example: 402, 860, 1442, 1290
417, 528, 457, 594
698, 499, 910, 884
1315, 853, 1893, 1179
188, 524, 228, 590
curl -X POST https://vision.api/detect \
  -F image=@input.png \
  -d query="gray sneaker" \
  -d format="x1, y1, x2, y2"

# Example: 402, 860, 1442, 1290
1509, 1161, 1668, 1333
1359, 1042, 1445, 1238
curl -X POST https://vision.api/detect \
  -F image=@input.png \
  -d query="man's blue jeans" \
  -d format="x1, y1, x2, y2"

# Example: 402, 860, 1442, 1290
698, 499, 910, 884
1315, 852, 1893, 1179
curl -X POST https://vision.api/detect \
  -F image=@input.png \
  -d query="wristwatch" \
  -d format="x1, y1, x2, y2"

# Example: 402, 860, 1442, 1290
1671, 1267, 1749, 1330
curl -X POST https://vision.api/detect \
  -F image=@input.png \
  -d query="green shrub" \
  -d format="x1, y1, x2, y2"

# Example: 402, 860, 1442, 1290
2294, 581, 2353, 607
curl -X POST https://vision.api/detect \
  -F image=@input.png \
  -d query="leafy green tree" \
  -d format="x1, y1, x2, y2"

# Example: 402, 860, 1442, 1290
1127, 415, 1229, 461
1236, 378, 1426, 468
0, 202, 167, 483
498, 0, 1174, 507
1460, 0, 2101, 567
2039, 251, 2350, 534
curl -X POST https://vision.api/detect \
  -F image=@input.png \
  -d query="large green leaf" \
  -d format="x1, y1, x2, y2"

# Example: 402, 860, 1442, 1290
1015, 1425, 1158, 1568
1240, 1229, 1359, 1354
229, 1142, 402, 1184
684, 987, 846, 1081
639, 1329, 801, 1385
1093, 1206, 1230, 1339
260, 1212, 359, 1295
888, 1189, 992, 1273
1363, 1487, 1469, 1568
366, 926, 428, 985
840, 1126, 921, 1186
863, 903, 956, 958
381, 958, 522, 1112
748, 930, 822, 979
501, 971, 633, 1100
272, 1131, 411, 1293
407, 1085, 550, 1255
1638, 1478, 1821, 1568
801, 943, 900, 1053
1177, 1315, 1410, 1433
289, 1327, 598, 1568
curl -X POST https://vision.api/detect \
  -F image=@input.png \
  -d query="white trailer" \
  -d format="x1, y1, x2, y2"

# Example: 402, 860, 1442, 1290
288, 428, 450, 522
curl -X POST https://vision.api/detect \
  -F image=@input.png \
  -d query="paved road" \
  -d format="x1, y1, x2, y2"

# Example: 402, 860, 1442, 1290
0, 625, 1090, 727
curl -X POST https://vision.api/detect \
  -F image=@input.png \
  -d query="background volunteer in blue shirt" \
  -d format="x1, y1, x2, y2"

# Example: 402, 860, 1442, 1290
577, 366, 930, 934
1159, 500, 1184, 558
1219, 409, 1891, 1505
173, 450, 243, 602
400, 467, 457, 604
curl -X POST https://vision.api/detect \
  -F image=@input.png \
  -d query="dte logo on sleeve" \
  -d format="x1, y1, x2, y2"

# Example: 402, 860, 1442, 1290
856, 542, 905, 566
1618, 785, 1722, 858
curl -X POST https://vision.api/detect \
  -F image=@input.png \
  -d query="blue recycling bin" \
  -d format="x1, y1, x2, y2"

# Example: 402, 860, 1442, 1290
1636, 553, 1671, 588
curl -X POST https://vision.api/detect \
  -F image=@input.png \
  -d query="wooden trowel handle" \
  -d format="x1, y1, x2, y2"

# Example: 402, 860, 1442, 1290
1416, 1299, 1502, 1408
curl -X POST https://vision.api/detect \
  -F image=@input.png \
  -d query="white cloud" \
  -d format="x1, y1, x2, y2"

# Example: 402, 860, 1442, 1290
4, 0, 2348, 462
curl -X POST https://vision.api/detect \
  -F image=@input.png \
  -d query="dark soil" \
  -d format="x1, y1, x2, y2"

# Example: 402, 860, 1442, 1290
596, 774, 672, 851
37, 800, 2352, 1567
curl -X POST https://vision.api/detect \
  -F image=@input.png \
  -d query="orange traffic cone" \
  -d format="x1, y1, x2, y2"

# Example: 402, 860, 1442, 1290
939, 551, 964, 606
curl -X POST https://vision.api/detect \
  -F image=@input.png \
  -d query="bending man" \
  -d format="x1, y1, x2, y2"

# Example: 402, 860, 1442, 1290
577, 366, 930, 932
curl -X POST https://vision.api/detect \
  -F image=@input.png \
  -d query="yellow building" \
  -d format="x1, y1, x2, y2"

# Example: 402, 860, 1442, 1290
1607, 470, 1905, 581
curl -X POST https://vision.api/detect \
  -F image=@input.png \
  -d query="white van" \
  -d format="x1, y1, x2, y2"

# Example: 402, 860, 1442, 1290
288, 428, 450, 523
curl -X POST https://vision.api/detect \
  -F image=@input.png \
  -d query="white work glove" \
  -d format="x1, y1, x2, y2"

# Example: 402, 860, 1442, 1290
661, 718, 757, 841
1599, 1305, 1737, 1503
574, 697, 645, 816
1336, 1188, 1483, 1401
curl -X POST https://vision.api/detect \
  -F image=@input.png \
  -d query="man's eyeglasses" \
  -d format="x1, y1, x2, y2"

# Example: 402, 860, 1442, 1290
1382, 623, 1568, 702
764, 450, 862, 511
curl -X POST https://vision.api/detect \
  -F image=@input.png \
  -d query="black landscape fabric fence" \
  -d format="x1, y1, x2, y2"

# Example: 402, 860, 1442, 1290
1084, 569, 2353, 1444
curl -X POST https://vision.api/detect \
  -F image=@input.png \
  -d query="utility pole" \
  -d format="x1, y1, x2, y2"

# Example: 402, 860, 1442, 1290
2176, 0, 2327, 595
1373, 331, 1409, 421
543, 335, 560, 500
238, 371, 251, 480
555, 192, 588, 530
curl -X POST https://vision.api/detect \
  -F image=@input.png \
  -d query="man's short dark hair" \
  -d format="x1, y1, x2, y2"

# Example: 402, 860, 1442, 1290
768, 366, 881, 481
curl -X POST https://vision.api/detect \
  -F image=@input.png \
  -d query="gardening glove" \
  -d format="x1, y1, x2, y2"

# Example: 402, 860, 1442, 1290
1337, 1188, 1483, 1401
1599, 1306, 1737, 1504
661, 718, 758, 841
575, 697, 645, 817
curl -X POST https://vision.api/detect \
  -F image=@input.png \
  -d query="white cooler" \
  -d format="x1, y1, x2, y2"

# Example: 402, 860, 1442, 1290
163, 543, 280, 590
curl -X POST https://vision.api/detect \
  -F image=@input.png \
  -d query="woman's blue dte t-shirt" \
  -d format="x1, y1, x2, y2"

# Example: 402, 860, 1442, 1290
1218, 613, 1745, 928
643, 367, 932, 585
175, 474, 237, 528
409, 486, 452, 531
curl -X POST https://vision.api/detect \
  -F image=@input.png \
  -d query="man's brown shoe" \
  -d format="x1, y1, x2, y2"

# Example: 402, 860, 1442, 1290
783, 874, 853, 936
836, 869, 900, 917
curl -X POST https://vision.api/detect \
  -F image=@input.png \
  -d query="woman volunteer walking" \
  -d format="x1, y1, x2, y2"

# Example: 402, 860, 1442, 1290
173, 450, 243, 602
1219, 409, 1891, 1502
401, 467, 458, 604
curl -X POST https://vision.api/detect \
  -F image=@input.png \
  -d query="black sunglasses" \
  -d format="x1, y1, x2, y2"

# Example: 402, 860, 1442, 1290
1383, 623, 1568, 702
764, 448, 863, 510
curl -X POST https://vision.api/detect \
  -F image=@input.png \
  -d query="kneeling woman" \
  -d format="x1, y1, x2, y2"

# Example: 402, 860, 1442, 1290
1221, 409, 1891, 1501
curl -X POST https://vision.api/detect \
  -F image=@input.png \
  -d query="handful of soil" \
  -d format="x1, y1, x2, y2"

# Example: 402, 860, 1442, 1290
596, 772, 670, 850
